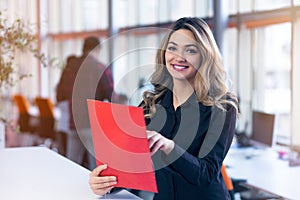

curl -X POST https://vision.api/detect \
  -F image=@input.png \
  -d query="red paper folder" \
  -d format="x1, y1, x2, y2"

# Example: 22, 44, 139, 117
87, 100, 157, 193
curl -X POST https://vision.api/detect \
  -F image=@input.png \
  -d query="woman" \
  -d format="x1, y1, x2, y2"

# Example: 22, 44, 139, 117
89, 17, 238, 200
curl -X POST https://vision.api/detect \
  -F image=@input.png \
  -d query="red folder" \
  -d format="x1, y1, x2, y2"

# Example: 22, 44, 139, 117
87, 100, 157, 193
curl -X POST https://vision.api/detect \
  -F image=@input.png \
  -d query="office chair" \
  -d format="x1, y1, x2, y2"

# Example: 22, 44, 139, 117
13, 94, 37, 133
221, 164, 235, 199
34, 97, 56, 142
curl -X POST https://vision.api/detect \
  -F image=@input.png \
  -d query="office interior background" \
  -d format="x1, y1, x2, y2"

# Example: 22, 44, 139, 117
1, 0, 300, 151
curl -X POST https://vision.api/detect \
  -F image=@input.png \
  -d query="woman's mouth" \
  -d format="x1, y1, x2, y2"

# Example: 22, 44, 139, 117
172, 64, 189, 71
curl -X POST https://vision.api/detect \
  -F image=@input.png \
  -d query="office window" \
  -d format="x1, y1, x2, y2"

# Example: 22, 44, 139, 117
291, 17, 300, 148
123, 0, 138, 27
113, 30, 160, 105
59, 0, 73, 32
139, 0, 158, 25
236, 27, 252, 134
117, 0, 214, 26
223, 28, 238, 93
2, 0, 36, 21
238, 0, 253, 13
252, 23, 291, 145
253, 0, 290, 11
228, 0, 238, 15
115, 0, 158, 27
170, 0, 194, 21
48, 0, 108, 33
0, 0, 7, 8
82, 0, 108, 29
0, 0, 39, 99
238, 0, 291, 13
112, 35, 129, 94
157, 0, 170, 23
195, 0, 213, 17
113, 0, 127, 27
295, 0, 300, 5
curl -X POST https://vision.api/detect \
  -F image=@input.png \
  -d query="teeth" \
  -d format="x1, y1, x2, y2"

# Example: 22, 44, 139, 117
173, 65, 187, 69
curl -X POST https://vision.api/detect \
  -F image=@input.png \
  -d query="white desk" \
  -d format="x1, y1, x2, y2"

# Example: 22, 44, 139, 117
224, 146, 300, 199
0, 147, 141, 200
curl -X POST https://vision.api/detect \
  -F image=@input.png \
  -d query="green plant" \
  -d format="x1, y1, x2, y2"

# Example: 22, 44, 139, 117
0, 11, 47, 88
0, 11, 50, 126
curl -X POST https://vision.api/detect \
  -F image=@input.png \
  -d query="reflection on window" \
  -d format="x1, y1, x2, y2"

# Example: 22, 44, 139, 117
252, 23, 291, 145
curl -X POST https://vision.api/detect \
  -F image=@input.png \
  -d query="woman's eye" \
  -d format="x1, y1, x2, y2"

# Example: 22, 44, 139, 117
167, 46, 176, 51
186, 48, 198, 54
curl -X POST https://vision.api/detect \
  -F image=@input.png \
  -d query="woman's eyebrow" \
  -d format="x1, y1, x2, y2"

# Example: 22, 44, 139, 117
168, 41, 178, 46
185, 44, 198, 48
168, 41, 198, 48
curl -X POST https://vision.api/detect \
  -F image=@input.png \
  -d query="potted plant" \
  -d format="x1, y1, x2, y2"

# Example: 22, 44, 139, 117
0, 11, 48, 148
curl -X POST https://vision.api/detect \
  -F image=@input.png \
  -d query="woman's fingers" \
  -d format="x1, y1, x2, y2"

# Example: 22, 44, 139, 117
90, 175, 117, 184
90, 176, 117, 196
93, 185, 115, 196
90, 176, 117, 189
147, 131, 165, 155
89, 164, 118, 196
91, 164, 107, 176
147, 130, 175, 155
150, 139, 164, 156
147, 131, 160, 149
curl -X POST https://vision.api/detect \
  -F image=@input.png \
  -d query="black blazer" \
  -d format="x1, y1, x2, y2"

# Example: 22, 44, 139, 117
146, 90, 236, 200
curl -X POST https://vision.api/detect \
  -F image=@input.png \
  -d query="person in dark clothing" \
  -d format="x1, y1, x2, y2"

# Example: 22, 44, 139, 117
55, 55, 80, 156
56, 37, 114, 170
89, 17, 238, 199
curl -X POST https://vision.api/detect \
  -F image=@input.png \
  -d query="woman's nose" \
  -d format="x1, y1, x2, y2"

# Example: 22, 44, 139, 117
175, 52, 186, 62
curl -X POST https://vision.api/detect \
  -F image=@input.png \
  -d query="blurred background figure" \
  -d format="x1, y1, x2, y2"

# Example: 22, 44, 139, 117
56, 55, 79, 156
56, 37, 114, 170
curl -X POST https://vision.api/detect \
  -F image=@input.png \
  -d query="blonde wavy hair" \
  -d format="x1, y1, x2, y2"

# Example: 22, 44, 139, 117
142, 17, 238, 118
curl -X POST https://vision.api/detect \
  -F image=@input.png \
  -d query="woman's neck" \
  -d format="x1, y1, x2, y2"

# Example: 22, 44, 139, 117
172, 79, 194, 110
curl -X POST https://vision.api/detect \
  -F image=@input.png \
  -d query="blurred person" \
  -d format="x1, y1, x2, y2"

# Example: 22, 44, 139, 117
56, 37, 114, 170
56, 55, 79, 156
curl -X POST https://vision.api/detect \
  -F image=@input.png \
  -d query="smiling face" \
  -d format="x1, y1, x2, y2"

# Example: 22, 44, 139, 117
165, 29, 201, 86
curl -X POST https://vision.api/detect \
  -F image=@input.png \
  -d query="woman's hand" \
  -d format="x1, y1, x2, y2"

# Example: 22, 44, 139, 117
89, 164, 117, 196
147, 130, 175, 156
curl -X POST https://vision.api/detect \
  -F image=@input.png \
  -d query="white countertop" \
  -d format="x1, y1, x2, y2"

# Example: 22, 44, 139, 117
224, 146, 300, 199
0, 147, 141, 200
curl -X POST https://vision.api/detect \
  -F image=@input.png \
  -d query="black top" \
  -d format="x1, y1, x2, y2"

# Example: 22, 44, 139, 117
146, 89, 236, 200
